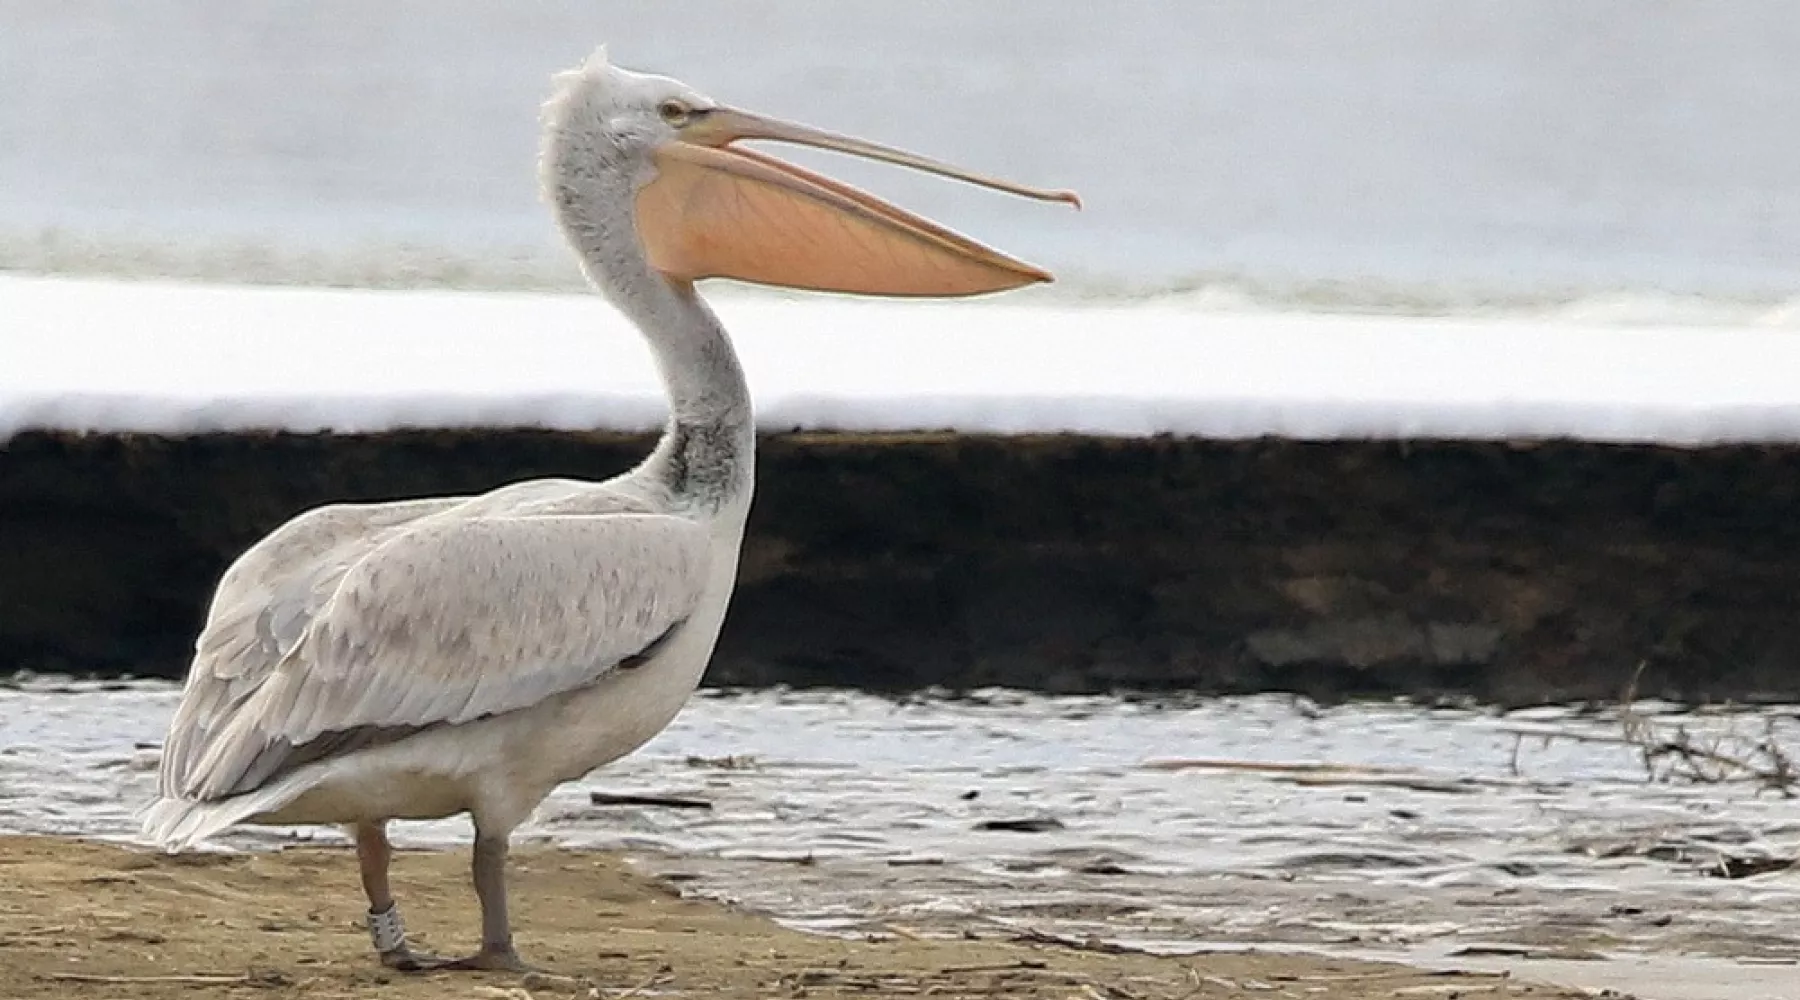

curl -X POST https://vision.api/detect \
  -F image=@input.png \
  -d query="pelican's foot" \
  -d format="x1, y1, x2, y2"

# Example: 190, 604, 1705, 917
391, 944, 540, 974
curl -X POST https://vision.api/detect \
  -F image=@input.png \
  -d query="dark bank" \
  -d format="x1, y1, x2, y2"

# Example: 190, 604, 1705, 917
5, 429, 1799, 706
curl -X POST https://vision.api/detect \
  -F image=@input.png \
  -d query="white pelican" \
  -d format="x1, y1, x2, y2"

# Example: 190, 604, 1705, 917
140, 48, 1076, 973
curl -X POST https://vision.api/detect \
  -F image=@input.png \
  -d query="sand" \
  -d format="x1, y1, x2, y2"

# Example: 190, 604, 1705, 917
0, 835, 1596, 1000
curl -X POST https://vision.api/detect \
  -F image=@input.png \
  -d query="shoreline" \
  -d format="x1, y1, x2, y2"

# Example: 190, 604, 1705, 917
0, 834, 1590, 1000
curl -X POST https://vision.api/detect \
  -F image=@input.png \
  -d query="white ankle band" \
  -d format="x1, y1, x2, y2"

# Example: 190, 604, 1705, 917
368, 902, 408, 954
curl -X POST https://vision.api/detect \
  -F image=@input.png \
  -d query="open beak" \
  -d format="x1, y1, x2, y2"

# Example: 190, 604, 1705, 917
634, 106, 1080, 298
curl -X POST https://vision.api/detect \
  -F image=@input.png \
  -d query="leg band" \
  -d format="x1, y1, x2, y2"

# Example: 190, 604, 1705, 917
368, 902, 408, 954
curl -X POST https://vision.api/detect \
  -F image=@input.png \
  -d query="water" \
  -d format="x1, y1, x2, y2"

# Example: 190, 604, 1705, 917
5, 2, 1800, 317
7, 678, 1800, 968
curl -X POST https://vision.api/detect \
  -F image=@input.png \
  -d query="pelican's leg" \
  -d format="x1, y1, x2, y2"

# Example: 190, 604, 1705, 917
355, 821, 446, 971
431, 832, 537, 972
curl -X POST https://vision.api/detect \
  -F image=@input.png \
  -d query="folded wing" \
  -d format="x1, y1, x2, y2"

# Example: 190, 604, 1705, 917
160, 513, 711, 801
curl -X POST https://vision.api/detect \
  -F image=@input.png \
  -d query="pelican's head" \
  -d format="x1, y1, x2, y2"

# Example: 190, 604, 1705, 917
541, 47, 1079, 299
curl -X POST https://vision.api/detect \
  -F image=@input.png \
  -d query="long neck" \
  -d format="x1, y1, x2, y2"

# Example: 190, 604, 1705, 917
555, 195, 755, 513
624, 277, 757, 512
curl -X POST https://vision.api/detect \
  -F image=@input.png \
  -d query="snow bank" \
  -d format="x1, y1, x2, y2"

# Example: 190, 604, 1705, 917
5, 275, 1800, 446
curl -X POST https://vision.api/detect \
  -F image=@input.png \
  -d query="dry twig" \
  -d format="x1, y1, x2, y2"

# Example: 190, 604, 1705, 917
610, 963, 673, 999
1005, 925, 1138, 955
1507, 662, 1800, 797
1616, 663, 1799, 796
40, 970, 280, 985
938, 960, 1050, 974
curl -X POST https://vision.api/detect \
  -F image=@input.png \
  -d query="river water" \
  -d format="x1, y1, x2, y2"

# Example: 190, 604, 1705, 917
7, 677, 1800, 978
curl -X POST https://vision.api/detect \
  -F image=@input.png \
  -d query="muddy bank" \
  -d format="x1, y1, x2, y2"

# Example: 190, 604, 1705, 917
0, 836, 1577, 1000
5, 429, 1800, 703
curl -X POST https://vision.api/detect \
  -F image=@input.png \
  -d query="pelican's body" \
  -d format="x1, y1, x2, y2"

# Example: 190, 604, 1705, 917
157, 469, 748, 837
141, 48, 1074, 973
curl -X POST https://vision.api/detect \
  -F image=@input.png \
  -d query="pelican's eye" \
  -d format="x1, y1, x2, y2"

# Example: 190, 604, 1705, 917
657, 100, 692, 127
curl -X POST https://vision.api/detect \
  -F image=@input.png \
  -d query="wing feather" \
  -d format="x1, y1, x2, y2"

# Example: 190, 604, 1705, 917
159, 498, 462, 793
164, 512, 711, 801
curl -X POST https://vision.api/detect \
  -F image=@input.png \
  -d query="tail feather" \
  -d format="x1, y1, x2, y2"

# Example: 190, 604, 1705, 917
139, 780, 308, 852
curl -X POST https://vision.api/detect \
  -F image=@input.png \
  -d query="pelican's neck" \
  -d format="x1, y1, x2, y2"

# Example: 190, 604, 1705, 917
627, 278, 756, 511
556, 206, 754, 512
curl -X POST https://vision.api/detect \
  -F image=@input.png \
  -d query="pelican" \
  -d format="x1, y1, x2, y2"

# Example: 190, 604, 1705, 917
139, 48, 1077, 973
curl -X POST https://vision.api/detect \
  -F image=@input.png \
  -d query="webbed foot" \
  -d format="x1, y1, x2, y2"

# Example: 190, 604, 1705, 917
385, 944, 539, 974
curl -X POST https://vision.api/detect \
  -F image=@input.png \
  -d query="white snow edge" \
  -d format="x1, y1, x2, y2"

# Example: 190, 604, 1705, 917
5, 274, 1800, 446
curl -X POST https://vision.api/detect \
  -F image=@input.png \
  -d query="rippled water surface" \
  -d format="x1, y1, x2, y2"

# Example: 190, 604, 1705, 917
6, 679, 1800, 971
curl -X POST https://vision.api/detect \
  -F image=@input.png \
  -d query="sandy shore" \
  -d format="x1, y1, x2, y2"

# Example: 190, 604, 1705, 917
0, 835, 1594, 1000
